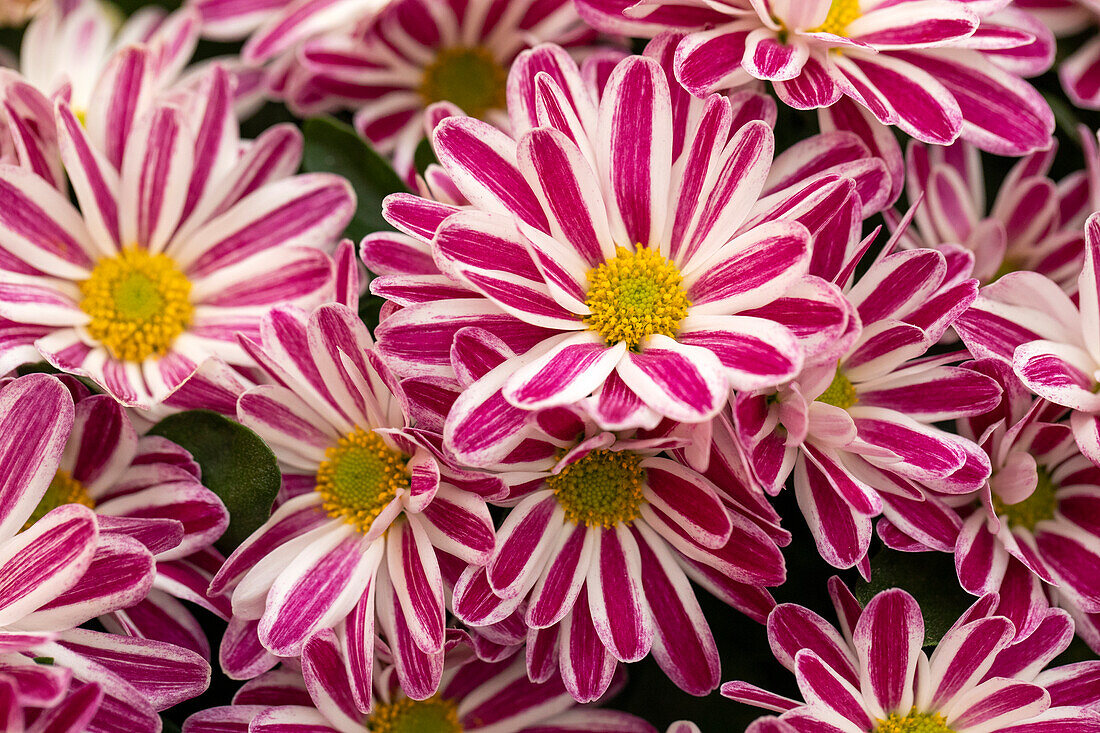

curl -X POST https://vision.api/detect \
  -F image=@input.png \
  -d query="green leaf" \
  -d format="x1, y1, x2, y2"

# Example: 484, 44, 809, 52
302, 116, 408, 242
852, 548, 975, 647
413, 136, 438, 176
148, 410, 280, 554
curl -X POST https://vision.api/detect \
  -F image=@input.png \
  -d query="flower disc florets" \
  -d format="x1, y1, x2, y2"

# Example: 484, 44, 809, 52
79, 248, 193, 362
817, 366, 858, 409
21, 469, 95, 531
875, 709, 954, 733
368, 695, 463, 733
992, 466, 1058, 531
583, 245, 691, 350
315, 428, 410, 534
420, 46, 507, 118
548, 448, 647, 528
812, 0, 861, 36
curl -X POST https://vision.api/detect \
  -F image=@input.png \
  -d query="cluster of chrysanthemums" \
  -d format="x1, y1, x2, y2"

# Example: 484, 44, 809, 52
1, 0, 1100, 730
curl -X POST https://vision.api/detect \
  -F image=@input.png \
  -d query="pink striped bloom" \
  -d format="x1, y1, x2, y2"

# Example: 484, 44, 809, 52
723, 580, 1100, 733
281, 0, 600, 180
374, 39, 890, 455
1017, 0, 1100, 108
733, 229, 1000, 571
208, 289, 500, 705
0, 59, 353, 408
575, 0, 1055, 155
185, 640, 657, 733
956, 212, 1100, 468
439, 326, 785, 701
0, 373, 210, 731
897, 139, 1091, 288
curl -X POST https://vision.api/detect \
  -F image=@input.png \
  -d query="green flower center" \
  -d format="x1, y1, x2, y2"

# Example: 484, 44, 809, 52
315, 428, 410, 534
419, 46, 507, 118
23, 470, 95, 531
992, 466, 1058, 531
817, 366, 858, 409
548, 449, 647, 529
79, 248, 193, 362
810, 0, 861, 35
583, 245, 691, 350
874, 710, 953, 733
368, 696, 463, 733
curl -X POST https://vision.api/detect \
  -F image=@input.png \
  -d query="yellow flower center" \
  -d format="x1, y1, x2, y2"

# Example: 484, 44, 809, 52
817, 366, 858, 409
875, 710, 953, 733
548, 449, 647, 529
992, 466, 1058, 531
79, 248, 193, 362
22, 470, 95, 532
419, 46, 507, 118
583, 245, 691, 350
315, 428, 410, 534
810, 0, 861, 36
368, 695, 463, 733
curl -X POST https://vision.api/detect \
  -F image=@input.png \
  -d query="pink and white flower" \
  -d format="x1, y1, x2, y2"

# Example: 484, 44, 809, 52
442, 328, 786, 701
208, 289, 499, 705
723, 580, 1100, 732
956, 212, 1100, 468
0, 373, 211, 731
897, 139, 1090, 288
734, 230, 999, 570
282, 0, 600, 180
1017, 0, 1100, 108
575, 0, 1055, 154
184, 640, 657, 733
0, 60, 353, 407
374, 38, 888, 451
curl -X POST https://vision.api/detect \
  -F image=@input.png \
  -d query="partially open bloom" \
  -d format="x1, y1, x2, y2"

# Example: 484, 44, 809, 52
282, 0, 600, 180
185, 639, 657, 733
209, 293, 499, 704
956, 212, 1100, 468
723, 580, 1100, 732
1018, 0, 1100, 108
442, 327, 785, 701
0, 373, 210, 731
575, 0, 1054, 155
898, 140, 1090, 288
375, 39, 887, 453
0, 61, 353, 407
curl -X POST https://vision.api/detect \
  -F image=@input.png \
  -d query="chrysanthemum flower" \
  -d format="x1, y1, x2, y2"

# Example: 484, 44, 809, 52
282, 0, 600, 180
0, 373, 211, 731
185, 638, 657, 733
956, 212, 1100, 468
734, 233, 999, 570
723, 580, 1100, 732
897, 140, 1089, 288
575, 0, 1054, 155
0, 61, 353, 407
375, 39, 889, 449
446, 327, 785, 701
208, 296, 499, 704
1017, 0, 1100, 108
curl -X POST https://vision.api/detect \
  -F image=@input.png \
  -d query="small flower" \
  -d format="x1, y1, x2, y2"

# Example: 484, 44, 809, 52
184, 644, 657, 733
0, 61, 354, 407
723, 580, 1100, 732
1019, 0, 1100, 109
209, 294, 499, 703
575, 0, 1055, 154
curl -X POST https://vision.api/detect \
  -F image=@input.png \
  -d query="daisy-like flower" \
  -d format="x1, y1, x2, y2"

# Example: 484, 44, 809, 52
1017, 0, 1100, 108
375, 39, 887, 449
575, 0, 1054, 155
185, 638, 657, 733
0, 61, 353, 407
443, 327, 785, 701
208, 293, 499, 705
723, 579, 1100, 732
0, 373, 211, 731
956, 212, 1100, 468
733, 233, 1000, 570
897, 139, 1090, 288
282, 0, 600, 180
